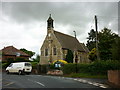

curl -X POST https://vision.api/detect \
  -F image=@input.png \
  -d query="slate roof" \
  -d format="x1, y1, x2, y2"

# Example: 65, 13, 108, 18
1, 46, 30, 56
54, 30, 89, 52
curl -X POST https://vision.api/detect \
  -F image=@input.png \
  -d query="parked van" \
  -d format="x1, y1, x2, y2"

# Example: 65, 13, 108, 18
6, 62, 32, 75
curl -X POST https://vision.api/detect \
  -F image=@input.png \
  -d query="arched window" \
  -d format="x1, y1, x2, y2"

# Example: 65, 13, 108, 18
53, 48, 57, 55
45, 49, 48, 56
41, 51, 44, 56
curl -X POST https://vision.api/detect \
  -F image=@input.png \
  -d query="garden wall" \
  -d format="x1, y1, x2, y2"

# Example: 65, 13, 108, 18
108, 70, 120, 87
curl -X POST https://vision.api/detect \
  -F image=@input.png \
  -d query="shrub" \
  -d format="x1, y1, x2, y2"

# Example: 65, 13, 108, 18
15, 57, 29, 62
2, 63, 8, 69
61, 63, 76, 74
49, 64, 56, 69
31, 62, 38, 69
40, 64, 48, 74
77, 64, 90, 73
62, 60, 120, 75
89, 60, 120, 75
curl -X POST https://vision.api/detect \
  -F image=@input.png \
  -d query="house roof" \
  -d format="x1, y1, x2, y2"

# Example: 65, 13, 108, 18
1, 46, 30, 56
54, 30, 89, 52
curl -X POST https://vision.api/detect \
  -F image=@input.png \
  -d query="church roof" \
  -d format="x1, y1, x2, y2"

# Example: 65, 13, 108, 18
54, 30, 89, 52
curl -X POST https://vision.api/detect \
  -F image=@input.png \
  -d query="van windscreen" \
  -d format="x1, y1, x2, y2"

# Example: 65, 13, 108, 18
25, 63, 31, 66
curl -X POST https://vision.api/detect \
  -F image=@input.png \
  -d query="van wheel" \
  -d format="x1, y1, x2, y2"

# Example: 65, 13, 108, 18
6, 70, 9, 74
18, 70, 22, 75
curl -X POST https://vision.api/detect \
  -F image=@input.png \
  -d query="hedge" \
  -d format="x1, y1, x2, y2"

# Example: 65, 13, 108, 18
62, 60, 120, 75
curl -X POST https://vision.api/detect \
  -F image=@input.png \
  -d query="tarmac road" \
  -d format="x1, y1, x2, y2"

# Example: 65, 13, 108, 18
2, 72, 101, 89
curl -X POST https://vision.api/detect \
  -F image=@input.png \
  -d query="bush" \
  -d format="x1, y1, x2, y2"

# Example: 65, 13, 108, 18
49, 64, 56, 69
15, 57, 29, 62
31, 62, 38, 69
2, 63, 9, 69
40, 64, 48, 74
89, 60, 120, 75
61, 63, 76, 74
77, 64, 90, 73
62, 60, 120, 75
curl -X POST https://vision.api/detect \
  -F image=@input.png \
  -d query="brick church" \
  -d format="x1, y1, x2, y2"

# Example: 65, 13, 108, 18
40, 15, 90, 65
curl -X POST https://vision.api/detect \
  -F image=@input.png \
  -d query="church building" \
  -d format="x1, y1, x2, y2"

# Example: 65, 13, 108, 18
40, 15, 90, 65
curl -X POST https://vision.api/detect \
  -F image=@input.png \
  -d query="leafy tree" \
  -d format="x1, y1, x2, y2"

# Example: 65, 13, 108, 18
32, 54, 40, 62
86, 29, 96, 51
87, 27, 119, 61
88, 48, 97, 61
20, 48, 35, 58
7, 58, 14, 64
111, 37, 120, 60
98, 28, 119, 60
65, 49, 73, 63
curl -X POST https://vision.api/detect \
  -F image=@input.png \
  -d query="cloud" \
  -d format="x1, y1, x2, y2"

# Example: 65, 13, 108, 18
0, 2, 118, 55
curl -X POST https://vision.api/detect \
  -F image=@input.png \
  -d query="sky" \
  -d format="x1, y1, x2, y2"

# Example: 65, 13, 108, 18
0, 0, 119, 57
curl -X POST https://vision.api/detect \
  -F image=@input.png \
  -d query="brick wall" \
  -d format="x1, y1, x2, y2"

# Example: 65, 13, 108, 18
108, 70, 120, 87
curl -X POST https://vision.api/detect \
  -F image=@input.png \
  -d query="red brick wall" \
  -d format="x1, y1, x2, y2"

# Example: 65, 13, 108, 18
2, 55, 29, 62
108, 70, 120, 87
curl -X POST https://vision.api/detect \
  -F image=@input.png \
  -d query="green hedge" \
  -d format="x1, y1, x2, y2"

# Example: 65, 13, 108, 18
40, 64, 48, 74
62, 60, 120, 75
61, 63, 76, 74
2, 63, 9, 69
31, 62, 38, 69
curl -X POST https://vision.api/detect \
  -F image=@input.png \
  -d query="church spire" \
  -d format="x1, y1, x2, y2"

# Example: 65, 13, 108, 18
47, 14, 54, 29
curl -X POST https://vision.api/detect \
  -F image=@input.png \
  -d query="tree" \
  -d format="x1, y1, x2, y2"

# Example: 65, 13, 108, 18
86, 27, 119, 61
32, 54, 40, 62
65, 49, 73, 63
111, 37, 120, 60
88, 48, 97, 61
98, 28, 119, 60
20, 48, 35, 58
86, 29, 96, 51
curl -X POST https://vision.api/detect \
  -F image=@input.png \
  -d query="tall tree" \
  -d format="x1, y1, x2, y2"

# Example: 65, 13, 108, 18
32, 54, 40, 62
88, 48, 97, 61
86, 29, 96, 51
111, 37, 120, 60
65, 49, 73, 63
20, 48, 35, 58
87, 27, 119, 61
98, 28, 119, 60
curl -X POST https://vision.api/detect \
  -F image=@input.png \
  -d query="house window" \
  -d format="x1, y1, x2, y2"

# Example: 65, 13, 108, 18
16, 52, 20, 57
53, 48, 57, 55
45, 49, 48, 56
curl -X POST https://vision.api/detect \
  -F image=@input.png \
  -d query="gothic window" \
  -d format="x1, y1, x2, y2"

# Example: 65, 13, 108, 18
41, 51, 44, 56
53, 48, 57, 55
45, 49, 48, 56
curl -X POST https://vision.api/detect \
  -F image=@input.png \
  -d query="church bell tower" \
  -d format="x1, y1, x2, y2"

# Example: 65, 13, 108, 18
47, 14, 54, 29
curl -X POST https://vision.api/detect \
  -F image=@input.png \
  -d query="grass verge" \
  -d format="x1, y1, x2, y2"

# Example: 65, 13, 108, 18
63, 73, 107, 79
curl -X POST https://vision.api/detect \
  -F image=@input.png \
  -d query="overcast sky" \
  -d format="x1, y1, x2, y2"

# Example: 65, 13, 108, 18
0, 0, 119, 57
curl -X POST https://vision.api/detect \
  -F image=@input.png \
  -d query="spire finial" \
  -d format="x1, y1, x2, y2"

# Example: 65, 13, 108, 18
50, 14, 51, 17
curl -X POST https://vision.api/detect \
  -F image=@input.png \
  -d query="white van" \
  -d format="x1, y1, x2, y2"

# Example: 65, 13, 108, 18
6, 62, 32, 75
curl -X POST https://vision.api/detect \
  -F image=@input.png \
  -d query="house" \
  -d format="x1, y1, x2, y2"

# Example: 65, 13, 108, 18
40, 15, 90, 65
1, 46, 30, 62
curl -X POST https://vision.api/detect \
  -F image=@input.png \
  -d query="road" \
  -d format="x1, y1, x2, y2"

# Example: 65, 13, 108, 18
2, 73, 102, 89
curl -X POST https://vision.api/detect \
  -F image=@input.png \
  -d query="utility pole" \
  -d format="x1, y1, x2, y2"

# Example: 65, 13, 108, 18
73, 31, 78, 73
95, 15, 100, 60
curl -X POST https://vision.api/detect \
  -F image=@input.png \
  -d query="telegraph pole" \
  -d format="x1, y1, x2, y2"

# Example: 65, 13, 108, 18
73, 31, 78, 73
95, 15, 100, 60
